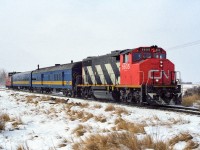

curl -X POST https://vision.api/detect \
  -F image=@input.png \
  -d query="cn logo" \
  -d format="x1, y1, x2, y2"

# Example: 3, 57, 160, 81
148, 70, 169, 79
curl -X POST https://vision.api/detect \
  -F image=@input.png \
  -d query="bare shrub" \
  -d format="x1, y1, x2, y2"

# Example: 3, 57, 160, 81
105, 104, 115, 111
114, 118, 145, 134
73, 132, 168, 150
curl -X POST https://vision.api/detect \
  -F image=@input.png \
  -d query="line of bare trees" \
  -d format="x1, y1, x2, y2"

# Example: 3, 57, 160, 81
0, 69, 7, 87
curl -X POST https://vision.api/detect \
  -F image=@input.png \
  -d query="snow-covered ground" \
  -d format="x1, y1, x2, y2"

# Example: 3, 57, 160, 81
0, 88, 200, 150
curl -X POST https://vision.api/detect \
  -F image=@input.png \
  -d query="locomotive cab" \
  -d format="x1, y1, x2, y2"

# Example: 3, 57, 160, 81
119, 46, 182, 105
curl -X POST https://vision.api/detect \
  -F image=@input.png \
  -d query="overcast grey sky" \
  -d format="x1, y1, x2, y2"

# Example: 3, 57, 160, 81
0, 0, 200, 82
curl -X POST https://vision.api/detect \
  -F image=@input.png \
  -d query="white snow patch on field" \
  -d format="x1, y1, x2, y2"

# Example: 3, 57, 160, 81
0, 88, 200, 150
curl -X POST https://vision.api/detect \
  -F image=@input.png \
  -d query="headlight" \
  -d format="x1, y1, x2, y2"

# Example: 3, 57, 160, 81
156, 79, 159, 82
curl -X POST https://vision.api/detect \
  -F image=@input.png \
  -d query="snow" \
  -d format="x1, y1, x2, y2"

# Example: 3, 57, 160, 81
0, 88, 200, 150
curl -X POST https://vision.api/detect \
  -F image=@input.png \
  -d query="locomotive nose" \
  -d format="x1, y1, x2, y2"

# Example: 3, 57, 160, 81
144, 59, 174, 85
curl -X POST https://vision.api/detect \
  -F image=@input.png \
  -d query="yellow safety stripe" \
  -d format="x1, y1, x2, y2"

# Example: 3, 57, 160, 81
32, 81, 72, 85
13, 81, 29, 85
77, 84, 141, 88
77, 84, 114, 87
116, 85, 141, 88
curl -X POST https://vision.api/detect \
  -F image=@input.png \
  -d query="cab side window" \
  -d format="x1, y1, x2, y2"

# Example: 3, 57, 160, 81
123, 54, 129, 63
160, 54, 166, 59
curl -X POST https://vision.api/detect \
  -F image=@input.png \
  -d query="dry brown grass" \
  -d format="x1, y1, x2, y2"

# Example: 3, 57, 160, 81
141, 135, 168, 150
114, 107, 129, 115
17, 145, 24, 150
68, 110, 94, 122
26, 95, 37, 100
58, 143, 67, 148
169, 132, 193, 147
168, 116, 190, 125
55, 98, 68, 104
185, 140, 199, 149
40, 96, 51, 101
25, 95, 40, 105
73, 132, 168, 150
144, 115, 190, 127
16, 142, 29, 150
93, 104, 102, 109
65, 102, 75, 110
0, 113, 11, 132
0, 113, 10, 122
0, 121, 5, 132
182, 94, 200, 107
73, 124, 86, 137
94, 115, 107, 123
79, 103, 89, 108
12, 117, 23, 128
82, 112, 94, 122
105, 104, 115, 111
114, 118, 145, 134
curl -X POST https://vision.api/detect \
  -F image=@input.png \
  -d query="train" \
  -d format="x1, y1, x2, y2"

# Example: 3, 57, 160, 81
6, 46, 182, 105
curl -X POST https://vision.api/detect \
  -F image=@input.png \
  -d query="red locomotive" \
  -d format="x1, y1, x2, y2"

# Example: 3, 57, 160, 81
78, 45, 181, 105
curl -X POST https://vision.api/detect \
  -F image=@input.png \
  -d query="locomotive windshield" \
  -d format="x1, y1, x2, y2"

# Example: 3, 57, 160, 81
133, 50, 166, 62
133, 53, 142, 61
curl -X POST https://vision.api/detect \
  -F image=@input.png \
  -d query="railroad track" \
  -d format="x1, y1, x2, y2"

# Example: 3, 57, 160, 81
156, 105, 200, 115
5, 88, 200, 116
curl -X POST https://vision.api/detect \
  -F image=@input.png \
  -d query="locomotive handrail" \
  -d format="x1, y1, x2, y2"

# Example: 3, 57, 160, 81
176, 71, 181, 84
139, 71, 144, 85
